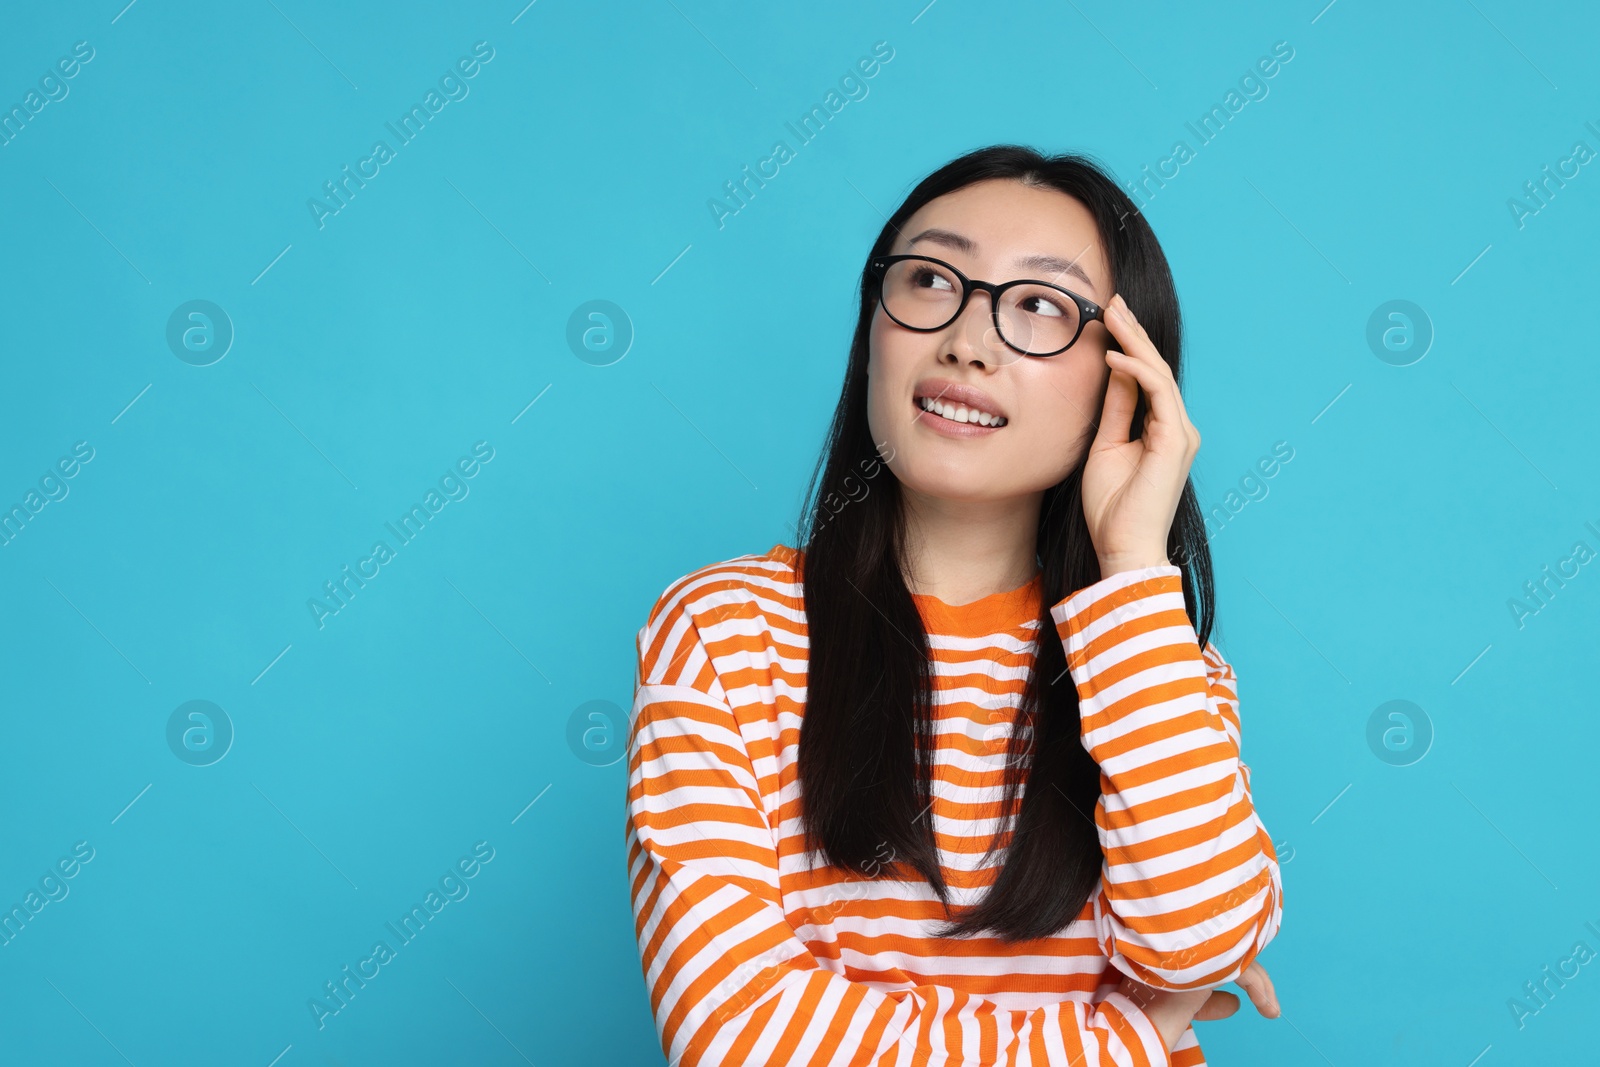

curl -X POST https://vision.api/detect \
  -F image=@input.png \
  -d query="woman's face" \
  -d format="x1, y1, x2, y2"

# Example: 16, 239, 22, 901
866, 178, 1116, 504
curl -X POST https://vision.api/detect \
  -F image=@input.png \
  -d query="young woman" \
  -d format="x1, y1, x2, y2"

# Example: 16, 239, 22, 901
625, 145, 1284, 1066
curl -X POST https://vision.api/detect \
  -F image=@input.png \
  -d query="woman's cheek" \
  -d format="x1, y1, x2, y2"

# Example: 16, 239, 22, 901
1022, 400, 1087, 483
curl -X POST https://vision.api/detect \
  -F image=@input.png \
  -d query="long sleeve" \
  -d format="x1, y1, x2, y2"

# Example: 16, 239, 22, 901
1050, 564, 1284, 992
625, 588, 1178, 1067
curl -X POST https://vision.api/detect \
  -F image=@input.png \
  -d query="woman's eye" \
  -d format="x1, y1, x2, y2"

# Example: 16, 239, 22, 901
913, 269, 954, 291
1021, 295, 1066, 318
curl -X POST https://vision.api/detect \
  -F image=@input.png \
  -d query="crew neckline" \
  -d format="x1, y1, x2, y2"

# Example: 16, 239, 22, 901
910, 569, 1043, 637
770, 544, 1042, 638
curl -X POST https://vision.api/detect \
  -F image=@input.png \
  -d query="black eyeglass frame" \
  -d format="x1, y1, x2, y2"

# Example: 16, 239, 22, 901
867, 253, 1106, 358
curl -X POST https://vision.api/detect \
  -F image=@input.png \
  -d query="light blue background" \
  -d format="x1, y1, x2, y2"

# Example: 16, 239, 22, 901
2, 0, 1597, 1063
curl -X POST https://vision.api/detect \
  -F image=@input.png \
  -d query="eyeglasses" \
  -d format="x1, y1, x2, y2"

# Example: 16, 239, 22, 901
867, 253, 1106, 358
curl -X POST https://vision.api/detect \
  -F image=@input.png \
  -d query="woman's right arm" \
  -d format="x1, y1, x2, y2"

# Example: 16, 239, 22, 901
625, 583, 1177, 1067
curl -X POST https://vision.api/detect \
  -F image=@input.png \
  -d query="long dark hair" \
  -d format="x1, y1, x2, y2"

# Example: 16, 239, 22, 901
794, 144, 1216, 942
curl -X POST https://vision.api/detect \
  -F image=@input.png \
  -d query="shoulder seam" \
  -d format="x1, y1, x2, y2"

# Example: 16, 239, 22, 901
638, 549, 799, 688
646, 549, 795, 628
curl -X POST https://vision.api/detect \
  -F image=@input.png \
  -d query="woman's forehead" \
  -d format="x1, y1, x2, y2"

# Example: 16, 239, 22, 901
895, 181, 1111, 296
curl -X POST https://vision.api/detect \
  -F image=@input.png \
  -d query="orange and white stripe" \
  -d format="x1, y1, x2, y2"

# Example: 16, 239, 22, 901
625, 544, 1282, 1066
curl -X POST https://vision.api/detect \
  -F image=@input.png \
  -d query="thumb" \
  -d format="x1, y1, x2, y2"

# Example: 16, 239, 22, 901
1093, 360, 1138, 452
1191, 989, 1240, 1022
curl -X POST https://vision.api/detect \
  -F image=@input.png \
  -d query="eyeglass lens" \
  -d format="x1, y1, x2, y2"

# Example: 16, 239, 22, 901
879, 258, 1082, 355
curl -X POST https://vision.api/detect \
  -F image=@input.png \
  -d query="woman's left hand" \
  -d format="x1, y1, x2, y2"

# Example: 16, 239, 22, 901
1192, 961, 1281, 1021
1116, 960, 1281, 1034
1080, 293, 1201, 577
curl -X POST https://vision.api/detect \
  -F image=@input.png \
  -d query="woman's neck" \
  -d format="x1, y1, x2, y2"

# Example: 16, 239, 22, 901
899, 488, 1042, 606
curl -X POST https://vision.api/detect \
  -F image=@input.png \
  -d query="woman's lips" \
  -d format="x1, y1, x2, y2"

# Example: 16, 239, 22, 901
911, 396, 1004, 437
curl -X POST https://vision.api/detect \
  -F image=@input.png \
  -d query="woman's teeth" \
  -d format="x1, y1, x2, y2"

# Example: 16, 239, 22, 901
917, 396, 1007, 427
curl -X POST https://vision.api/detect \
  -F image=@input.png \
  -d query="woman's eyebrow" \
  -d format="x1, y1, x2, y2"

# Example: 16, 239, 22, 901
1015, 252, 1097, 294
906, 228, 1098, 294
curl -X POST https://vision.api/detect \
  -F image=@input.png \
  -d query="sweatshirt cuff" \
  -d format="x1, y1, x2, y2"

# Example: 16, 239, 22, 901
1049, 565, 1185, 674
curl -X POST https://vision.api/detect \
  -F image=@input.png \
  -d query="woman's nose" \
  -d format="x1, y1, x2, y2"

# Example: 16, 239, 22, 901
946, 290, 1014, 365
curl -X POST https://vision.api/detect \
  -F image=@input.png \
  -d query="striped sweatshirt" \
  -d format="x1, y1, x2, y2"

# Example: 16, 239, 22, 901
624, 543, 1283, 1067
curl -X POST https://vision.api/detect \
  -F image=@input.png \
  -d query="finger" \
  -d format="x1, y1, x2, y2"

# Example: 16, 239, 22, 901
1238, 964, 1280, 1018
1103, 296, 1167, 378
1103, 348, 1188, 447
1101, 292, 1137, 345
1093, 364, 1139, 450
1191, 989, 1239, 1022
1105, 296, 1195, 443
1236, 964, 1279, 1018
